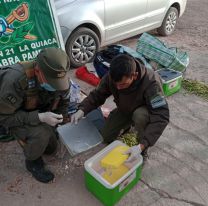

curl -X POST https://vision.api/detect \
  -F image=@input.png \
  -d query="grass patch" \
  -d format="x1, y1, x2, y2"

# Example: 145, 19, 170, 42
182, 79, 208, 101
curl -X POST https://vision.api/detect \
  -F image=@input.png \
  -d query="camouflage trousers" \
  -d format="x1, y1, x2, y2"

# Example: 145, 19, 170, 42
101, 106, 149, 144
10, 124, 57, 160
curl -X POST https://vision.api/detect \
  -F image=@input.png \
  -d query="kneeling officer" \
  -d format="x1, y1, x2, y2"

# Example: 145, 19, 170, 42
0, 47, 70, 183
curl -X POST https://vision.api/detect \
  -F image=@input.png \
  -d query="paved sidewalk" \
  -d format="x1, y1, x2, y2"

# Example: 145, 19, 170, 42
1, 0, 208, 205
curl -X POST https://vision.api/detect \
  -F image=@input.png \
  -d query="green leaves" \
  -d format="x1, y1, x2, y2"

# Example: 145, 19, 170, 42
182, 79, 208, 101
119, 132, 139, 147
9, 22, 33, 44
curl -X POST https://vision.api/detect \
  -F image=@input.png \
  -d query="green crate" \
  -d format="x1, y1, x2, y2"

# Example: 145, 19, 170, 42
84, 141, 143, 206
156, 68, 183, 96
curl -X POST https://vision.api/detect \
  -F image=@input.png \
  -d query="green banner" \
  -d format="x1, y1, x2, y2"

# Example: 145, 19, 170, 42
0, 0, 64, 66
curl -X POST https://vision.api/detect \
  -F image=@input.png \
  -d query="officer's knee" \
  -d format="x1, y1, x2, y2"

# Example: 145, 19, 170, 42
24, 126, 54, 160
132, 106, 149, 126
38, 126, 52, 145
101, 128, 115, 144
30, 125, 55, 151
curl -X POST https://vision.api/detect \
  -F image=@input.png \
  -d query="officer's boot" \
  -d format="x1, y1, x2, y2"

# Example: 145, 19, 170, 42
25, 157, 54, 183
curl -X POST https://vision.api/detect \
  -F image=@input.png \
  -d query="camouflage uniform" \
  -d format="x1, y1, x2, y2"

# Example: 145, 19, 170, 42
0, 50, 70, 160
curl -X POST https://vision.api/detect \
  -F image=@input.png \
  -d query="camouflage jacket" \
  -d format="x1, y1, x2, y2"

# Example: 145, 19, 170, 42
79, 62, 169, 148
0, 62, 69, 129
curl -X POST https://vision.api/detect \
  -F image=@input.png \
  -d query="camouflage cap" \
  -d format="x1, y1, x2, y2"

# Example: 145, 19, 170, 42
36, 47, 70, 90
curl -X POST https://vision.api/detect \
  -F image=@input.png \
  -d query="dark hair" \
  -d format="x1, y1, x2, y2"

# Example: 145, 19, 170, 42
109, 54, 136, 82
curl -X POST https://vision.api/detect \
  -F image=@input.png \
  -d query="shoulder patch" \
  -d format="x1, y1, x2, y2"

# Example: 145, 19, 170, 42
150, 95, 167, 109
6, 94, 17, 105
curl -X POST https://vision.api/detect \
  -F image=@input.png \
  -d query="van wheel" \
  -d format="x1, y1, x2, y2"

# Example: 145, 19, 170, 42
157, 7, 179, 36
66, 27, 100, 68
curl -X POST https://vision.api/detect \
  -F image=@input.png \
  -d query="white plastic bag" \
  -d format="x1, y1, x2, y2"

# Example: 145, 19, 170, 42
70, 80, 81, 103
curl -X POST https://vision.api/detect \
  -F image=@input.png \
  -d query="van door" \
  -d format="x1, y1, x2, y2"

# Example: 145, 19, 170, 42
104, 0, 148, 44
146, 0, 168, 27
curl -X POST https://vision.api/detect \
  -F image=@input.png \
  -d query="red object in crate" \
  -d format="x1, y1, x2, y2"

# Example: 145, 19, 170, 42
75, 66, 100, 86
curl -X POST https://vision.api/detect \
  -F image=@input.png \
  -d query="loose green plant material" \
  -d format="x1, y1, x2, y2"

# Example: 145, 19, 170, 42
182, 79, 208, 101
119, 132, 139, 147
